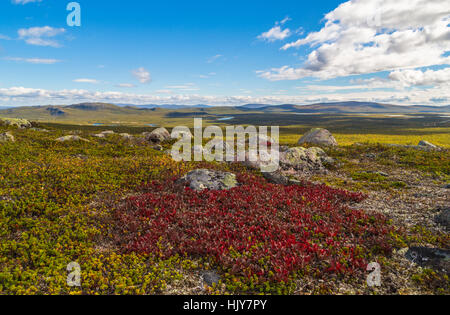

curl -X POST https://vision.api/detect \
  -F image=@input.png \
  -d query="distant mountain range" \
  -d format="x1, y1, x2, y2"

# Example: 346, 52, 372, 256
115, 104, 212, 110
115, 101, 450, 113
240, 102, 450, 114
0, 102, 449, 126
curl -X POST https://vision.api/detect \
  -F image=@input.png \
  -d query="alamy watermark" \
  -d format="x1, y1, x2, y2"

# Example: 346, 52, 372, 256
67, 2, 81, 27
171, 118, 280, 172
366, 262, 381, 287
67, 262, 81, 287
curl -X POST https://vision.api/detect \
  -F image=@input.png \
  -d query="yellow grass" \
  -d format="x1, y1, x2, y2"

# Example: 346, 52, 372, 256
280, 128, 450, 148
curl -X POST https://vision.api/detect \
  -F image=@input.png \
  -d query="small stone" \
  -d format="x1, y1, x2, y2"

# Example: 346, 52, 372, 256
200, 270, 221, 287
119, 133, 133, 140
56, 135, 90, 143
365, 153, 377, 159
0, 132, 15, 143
418, 140, 438, 150
152, 145, 163, 151
435, 208, 450, 230
100, 130, 115, 135
30, 128, 49, 132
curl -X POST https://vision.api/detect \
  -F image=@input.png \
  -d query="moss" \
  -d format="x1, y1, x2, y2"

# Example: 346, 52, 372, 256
223, 173, 238, 188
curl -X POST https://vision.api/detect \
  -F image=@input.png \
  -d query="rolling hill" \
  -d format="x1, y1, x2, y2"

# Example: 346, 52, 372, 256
249, 102, 450, 114
0, 102, 449, 127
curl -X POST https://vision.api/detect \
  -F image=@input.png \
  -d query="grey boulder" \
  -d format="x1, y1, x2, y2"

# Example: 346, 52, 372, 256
298, 128, 338, 147
144, 127, 171, 143
280, 147, 334, 172
178, 169, 238, 191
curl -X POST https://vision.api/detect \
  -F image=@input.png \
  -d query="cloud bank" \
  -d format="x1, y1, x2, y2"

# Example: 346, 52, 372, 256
258, 0, 450, 81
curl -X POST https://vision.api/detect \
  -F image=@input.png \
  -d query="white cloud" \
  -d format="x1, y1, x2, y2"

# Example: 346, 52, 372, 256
0, 34, 11, 40
12, 0, 42, 4
3, 57, 61, 64
116, 83, 136, 88
258, 26, 291, 42
389, 68, 450, 86
199, 72, 216, 79
73, 79, 99, 84
259, 0, 450, 81
165, 83, 199, 92
132, 67, 151, 83
155, 89, 174, 94
279, 17, 291, 25
207, 54, 223, 63
18, 26, 66, 47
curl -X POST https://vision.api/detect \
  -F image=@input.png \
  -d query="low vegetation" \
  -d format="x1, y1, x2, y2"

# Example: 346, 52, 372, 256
0, 118, 448, 295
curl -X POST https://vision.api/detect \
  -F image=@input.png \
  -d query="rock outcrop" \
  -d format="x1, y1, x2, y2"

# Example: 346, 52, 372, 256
0, 118, 32, 129
280, 147, 334, 172
298, 128, 338, 146
178, 169, 238, 191
405, 247, 450, 274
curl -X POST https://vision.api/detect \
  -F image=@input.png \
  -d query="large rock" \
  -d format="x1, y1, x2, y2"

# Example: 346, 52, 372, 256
405, 247, 450, 274
56, 135, 90, 143
435, 208, 450, 230
143, 128, 171, 143
178, 169, 238, 191
0, 132, 15, 143
280, 147, 334, 172
298, 128, 338, 147
1, 118, 32, 129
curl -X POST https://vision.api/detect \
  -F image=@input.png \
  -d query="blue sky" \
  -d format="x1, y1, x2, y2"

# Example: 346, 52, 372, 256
0, 0, 449, 106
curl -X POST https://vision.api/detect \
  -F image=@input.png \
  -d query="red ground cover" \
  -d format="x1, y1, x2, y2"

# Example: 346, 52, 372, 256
116, 173, 393, 285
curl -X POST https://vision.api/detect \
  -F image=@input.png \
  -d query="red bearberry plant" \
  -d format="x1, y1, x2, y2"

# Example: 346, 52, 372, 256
115, 172, 395, 293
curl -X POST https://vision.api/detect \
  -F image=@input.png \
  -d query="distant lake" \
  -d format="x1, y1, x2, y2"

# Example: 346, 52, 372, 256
217, 117, 234, 121
92, 123, 104, 126
148, 124, 158, 127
